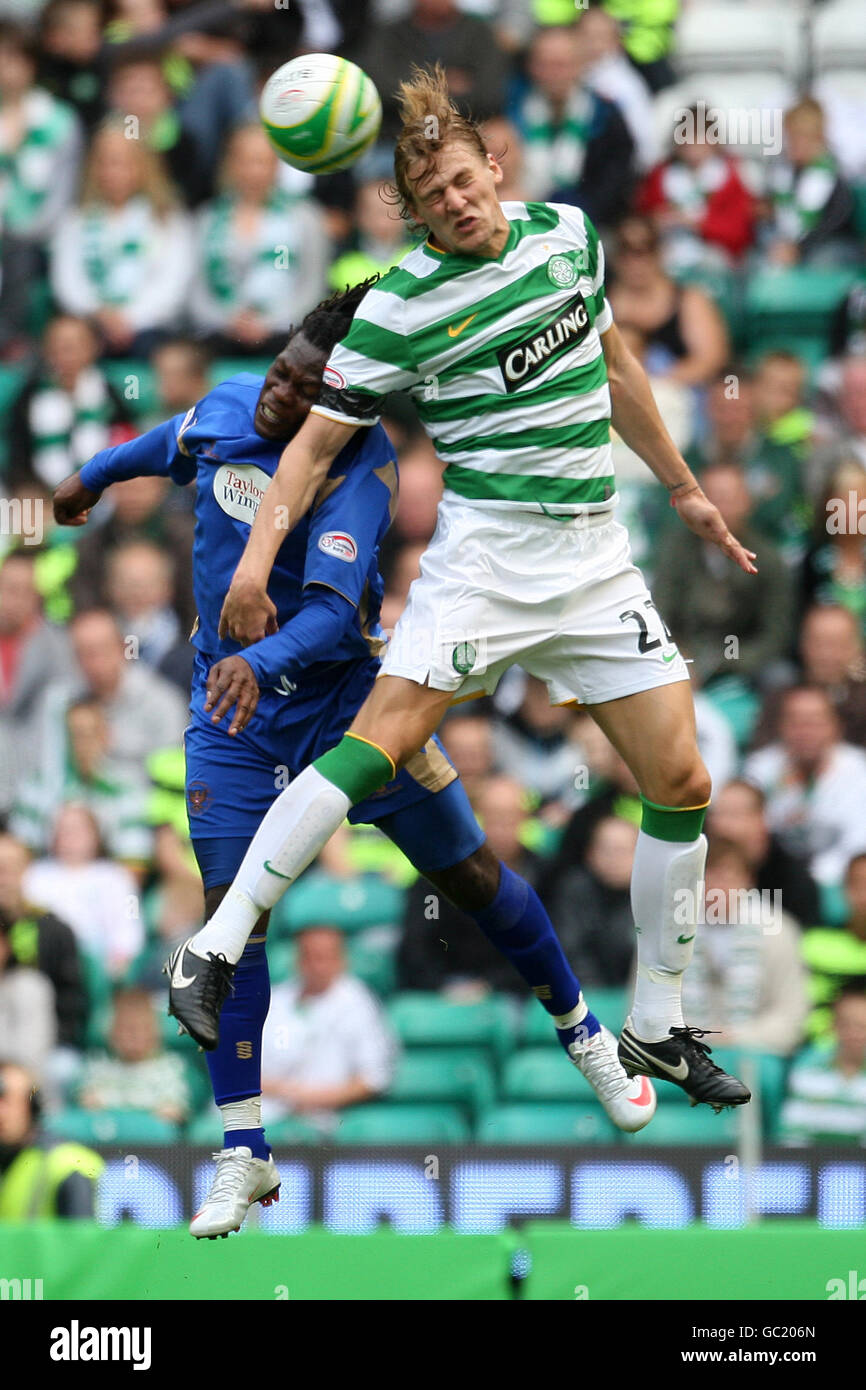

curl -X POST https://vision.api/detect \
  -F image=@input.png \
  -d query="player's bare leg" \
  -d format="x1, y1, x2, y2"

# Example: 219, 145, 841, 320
585, 679, 750, 1109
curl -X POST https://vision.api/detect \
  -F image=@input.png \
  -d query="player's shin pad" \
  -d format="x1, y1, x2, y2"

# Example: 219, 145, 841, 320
631, 831, 707, 974
245, 767, 351, 911
633, 828, 708, 973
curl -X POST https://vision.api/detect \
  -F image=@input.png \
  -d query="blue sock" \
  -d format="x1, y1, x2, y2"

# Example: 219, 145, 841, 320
205, 936, 271, 1160
470, 864, 600, 1041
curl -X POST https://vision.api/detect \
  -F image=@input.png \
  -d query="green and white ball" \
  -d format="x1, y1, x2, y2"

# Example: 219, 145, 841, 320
260, 54, 382, 175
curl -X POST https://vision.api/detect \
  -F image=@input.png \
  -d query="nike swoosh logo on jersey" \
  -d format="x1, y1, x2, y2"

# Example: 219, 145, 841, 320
447, 313, 478, 338
625, 1035, 690, 1082
662, 650, 679, 663
677, 933, 696, 944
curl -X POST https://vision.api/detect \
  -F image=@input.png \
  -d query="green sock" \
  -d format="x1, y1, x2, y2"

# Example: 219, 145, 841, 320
640, 796, 708, 842
314, 734, 395, 806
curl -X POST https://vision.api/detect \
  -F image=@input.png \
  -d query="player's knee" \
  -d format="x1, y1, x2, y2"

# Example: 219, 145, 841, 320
430, 843, 501, 913
658, 759, 712, 810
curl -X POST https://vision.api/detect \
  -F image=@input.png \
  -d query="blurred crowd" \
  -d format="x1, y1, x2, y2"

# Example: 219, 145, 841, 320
1, 0, 866, 1176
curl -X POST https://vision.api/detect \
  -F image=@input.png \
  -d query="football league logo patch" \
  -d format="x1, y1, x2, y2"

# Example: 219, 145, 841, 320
318, 531, 358, 562
323, 365, 346, 390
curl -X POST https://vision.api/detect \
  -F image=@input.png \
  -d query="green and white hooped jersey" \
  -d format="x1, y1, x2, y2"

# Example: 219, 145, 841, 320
312, 201, 616, 514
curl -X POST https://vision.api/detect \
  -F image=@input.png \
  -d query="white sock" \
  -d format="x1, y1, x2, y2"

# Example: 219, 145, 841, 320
220, 1097, 262, 1131
191, 765, 350, 964
628, 830, 707, 1043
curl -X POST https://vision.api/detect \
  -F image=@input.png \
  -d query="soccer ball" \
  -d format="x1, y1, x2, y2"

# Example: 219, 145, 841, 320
259, 54, 382, 175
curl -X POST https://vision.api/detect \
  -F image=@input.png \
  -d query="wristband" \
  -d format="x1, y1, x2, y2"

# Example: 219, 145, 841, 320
669, 483, 701, 508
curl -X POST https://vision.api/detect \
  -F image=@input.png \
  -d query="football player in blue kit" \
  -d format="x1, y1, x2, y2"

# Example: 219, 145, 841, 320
54, 283, 656, 1238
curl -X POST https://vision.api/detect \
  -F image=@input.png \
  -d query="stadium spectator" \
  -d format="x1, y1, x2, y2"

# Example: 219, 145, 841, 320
0, 1060, 103, 1217
684, 362, 814, 568
706, 780, 821, 930
744, 686, 866, 894
780, 985, 866, 1144
49, 118, 194, 355
681, 837, 809, 1057
607, 216, 728, 386
147, 335, 211, 424
377, 435, 441, 587
0, 21, 83, 356
751, 605, 866, 751
0, 552, 73, 816
105, 538, 193, 688
11, 695, 152, 864
763, 98, 857, 269
106, 54, 211, 208
23, 802, 143, 976
542, 814, 639, 989
36, 608, 188, 787
575, 5, 658, 174
69, 476, 196, 632
0, 907, 57, 1077
397, 775, 544, 998
511, 23, 635, 226
830, 278, 866, 359
652, 462, 793, 686
437, 711, 497, 808
637, 107, 756, 272
77, 985, 190, 1121
492, 674, 583, 814
8, 315, 133, 492
813, 357, 866, 470
37, 0, 107, 131
379, 539, 426, 632
327, 177, 412, 291
126, 823, 204, 990
478, 115, 527, 203
261, 925, 397, 1134
189, 123, 330, 354
801, 854, 866, 1042
362, 0, 509, 140
600, 0, 679, 93
803, 458, 866, 636
0, 831, 86, 1053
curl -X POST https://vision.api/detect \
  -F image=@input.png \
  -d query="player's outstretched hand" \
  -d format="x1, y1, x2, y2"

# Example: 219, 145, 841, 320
53, 473, 102, 526
673, 487, 758, 575
205, 655, 260, 736
219, 574, 279, 645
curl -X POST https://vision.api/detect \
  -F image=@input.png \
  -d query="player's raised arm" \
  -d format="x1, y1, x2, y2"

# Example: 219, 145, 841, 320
53, 411, 196, 526
600, 321, 758, 575
219, 409, 360, 644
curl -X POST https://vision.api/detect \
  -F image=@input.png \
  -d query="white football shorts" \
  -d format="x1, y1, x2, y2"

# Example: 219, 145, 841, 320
380, 499, 690, 707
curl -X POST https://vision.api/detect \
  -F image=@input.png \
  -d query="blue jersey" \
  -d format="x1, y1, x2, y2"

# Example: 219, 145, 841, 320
80, 374, 397, 691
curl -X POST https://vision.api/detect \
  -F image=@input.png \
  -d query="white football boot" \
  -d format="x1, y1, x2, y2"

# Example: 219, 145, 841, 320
190, 1146, 281, 1239
567, 1024, 657, 1133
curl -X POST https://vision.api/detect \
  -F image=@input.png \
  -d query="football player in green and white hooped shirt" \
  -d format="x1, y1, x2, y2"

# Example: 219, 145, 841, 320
176, 64, 757, 1117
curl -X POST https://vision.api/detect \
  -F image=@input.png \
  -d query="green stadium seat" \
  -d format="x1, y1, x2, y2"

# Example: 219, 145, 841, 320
0, 363, 25, 418
702, 675, 761, 750
270, 870, 405, 936
101, 361, 159, 417
334, 1102, 470, 1144
502, 1047, 597, 1103
185, 1107, 320, 1146
744, 267, 858, 356
623, 1105, 739, 1146
44, 1107, 180, 1146
388, 1048, 497, 1119
521, 989, 629, 1045
80, 950, 114, 1049
346, 930, 397, 998
267, 939, 295, 985
386, 992, 515, 1064
476, 1102, 618, 1144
